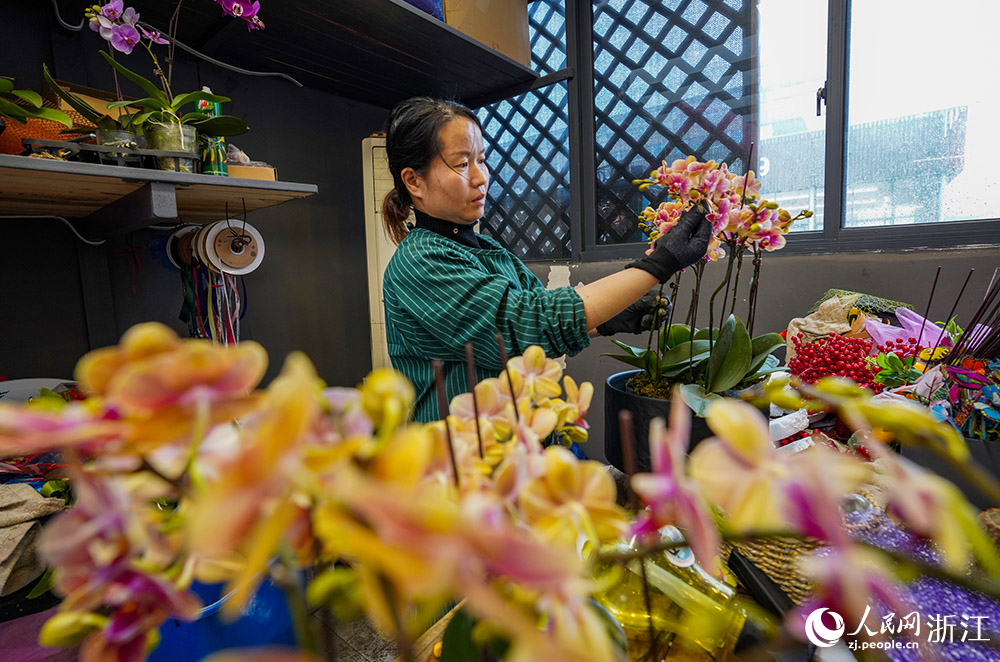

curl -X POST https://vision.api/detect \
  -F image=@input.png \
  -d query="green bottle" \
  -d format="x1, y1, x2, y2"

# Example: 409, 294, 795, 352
197, 86, 228, 176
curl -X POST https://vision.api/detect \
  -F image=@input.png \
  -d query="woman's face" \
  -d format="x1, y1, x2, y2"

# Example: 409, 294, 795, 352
404, 117, 489, 225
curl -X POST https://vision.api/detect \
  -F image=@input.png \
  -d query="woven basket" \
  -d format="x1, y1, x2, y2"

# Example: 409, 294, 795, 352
722, 536, 819, 605
0, 98, 93, 155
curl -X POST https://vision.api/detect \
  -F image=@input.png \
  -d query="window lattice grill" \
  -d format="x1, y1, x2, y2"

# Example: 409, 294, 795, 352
477, 0, 571, 259
593, 0, 754, 245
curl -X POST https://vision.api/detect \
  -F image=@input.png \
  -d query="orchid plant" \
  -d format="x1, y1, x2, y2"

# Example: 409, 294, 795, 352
606, 157, 813, 410
4, 323, 1000, 661
76, 1, 254, 137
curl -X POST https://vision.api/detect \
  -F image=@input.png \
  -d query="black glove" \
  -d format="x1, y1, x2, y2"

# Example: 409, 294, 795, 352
597, 292, 672, 336
627, 202, 712, 282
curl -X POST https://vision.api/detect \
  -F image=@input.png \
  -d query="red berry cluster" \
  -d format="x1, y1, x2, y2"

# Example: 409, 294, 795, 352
776, 430, 812, 448
874, 336, 919, 358
788, 333, 883, 393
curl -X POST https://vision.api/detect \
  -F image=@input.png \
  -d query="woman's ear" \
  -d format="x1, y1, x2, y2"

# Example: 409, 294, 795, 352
401, 167, 423, 203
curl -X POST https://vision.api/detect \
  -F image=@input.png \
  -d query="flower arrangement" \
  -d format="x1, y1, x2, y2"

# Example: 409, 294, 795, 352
605, 156, 812, 413
4, 323, 1000, 661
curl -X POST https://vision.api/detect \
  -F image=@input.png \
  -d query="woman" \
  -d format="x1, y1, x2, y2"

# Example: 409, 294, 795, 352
381, 97, 710, 422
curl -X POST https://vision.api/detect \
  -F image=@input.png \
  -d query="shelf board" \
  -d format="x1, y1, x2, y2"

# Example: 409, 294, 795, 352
0, 154, 317, 235
135, 0, 539, 109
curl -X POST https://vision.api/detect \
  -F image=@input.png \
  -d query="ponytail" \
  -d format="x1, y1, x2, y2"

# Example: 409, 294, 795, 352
381, 187, 411, 245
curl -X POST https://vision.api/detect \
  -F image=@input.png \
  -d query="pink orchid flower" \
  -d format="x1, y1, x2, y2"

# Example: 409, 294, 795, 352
631, 394, 722, 574
784, 478, 913, 645
110, 23, 140, 54
0, 404, 123, 456
100, 0, 124, 21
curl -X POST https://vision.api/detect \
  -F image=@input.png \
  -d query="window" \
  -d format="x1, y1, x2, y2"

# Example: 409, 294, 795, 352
477, 0, 572, 259
843, 1, 999, 229
477, 0, 1000, 261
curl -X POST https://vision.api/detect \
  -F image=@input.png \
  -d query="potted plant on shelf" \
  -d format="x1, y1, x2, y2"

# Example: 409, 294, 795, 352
603, 155, 812, 472
83, 1, 252, 172
0, 77, 74, 154
41, 63, 144, 161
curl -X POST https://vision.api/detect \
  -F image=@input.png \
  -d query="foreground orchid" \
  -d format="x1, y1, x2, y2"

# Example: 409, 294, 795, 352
8, 321, 1000, 662
630, 392, 721, 575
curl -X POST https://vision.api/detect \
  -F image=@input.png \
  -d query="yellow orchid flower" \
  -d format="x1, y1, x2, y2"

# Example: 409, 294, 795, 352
518, 446, 627, 546
360, 368, 415, 434
690, 399, 868, 531
75, 322, 183, 397
506, 345, 563, 400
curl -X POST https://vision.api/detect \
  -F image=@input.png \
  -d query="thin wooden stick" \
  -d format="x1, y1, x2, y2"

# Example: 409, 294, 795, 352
465, 343, 484, 459
946, 276, 1000, 364
432, 360, 460, 488
911, 266, 941, 364
927, 268, 974, 362
496, 332, 521, 425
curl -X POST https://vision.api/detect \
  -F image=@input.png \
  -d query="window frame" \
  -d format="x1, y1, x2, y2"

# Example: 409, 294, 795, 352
492, 0, 1000, 263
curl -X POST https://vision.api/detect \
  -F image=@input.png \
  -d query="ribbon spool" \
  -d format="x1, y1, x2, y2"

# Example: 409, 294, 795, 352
203, 220, 265, 275
167, 226, 199, 269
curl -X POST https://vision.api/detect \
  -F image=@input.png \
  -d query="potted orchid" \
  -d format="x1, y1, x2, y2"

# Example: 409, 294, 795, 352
82, 0, 256, 171
603, 156, 813, 471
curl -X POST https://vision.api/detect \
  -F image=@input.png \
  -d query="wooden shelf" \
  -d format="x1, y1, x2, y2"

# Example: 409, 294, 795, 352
0, 154, 318, 237
135, 0, 539, 109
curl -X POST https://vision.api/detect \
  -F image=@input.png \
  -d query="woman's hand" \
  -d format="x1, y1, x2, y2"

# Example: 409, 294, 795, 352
596, 292, 671, 336
627, 203, 712, 282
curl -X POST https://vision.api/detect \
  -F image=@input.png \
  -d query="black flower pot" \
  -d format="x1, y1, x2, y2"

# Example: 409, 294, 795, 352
604, 370, 714, 474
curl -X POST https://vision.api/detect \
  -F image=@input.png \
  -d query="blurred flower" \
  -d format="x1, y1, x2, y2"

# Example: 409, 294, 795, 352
689, 399, 868, 531
518, 446, 627, 545
631, 394, 721, 573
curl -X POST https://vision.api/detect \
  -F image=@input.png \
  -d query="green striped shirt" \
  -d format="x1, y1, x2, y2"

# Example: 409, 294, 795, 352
383, 228, 590, 423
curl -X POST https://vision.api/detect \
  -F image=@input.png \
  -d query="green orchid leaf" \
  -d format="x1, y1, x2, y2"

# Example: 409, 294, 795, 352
610, 340, 644, 357
660, 339, 712, 368
26, 568, 56, 599
29, 106, 74, 129
679, 383, 723, 418
747, 354, 782, 380
170, 90, 230, 113
0, 79, 13, 94
178, 112, 207, 124
747, 332, 784, 375
0, 97, 31, 123
10, 89, 42, 107
131, 110, 156, 126
42, 65, 117, 131
108, 97, 165, 111
876, 353, 890, 369
440, 608, 483, 662
661, 350, 712, 375
600, 352, 651, 371
708, 315, 752, 393
693, 327, 720, 341
660, 324, 692, 351
100, 51, 168, 105
184, 114, 249, 137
